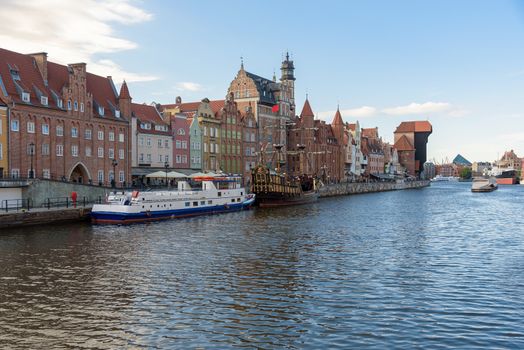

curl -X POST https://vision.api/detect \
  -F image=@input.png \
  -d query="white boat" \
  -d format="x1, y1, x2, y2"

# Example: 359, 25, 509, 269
91, 176, 255, 224
471, 177, 498, 192
431, 175, 459, 182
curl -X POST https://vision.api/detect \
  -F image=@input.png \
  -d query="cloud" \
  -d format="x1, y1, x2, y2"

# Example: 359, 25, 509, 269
0, 0, 156, 83
175, 82, 204, 92
382, 102, 451, 115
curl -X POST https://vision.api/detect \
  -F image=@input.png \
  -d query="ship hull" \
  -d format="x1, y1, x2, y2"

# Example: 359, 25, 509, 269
256, 190, 319, 208
496, 177, 517, 185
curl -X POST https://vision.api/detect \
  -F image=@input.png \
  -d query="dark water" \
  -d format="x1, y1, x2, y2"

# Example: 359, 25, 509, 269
1, 182, 524, 349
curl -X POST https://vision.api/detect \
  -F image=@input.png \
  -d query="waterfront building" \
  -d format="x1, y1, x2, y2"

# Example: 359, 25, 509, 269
170, 112, 190, 169
423, 161, 436, 179
287, 98, 316, 176
188, 117, 202, 170
394, 121, 432, 177
130, 102, 172, 184
227, 54, 296, 168
218, 93, 243, 175
453, 154, 472, 167
241, 105, 258, 185
496, 149, 521, 171
472, 161, 491, 176
331, 107, 347, 180
0, 103, 7, 176
361, 127, 385, 175
0, 48, 131, 186
348, 121, 364, 176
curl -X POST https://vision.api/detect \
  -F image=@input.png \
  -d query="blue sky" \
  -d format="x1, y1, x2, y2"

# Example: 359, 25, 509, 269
2, 0, 524, 162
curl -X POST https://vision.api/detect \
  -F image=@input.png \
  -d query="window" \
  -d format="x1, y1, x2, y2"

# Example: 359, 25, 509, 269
182, 141, 187, 149
98, 170, 104, 183
204, 143, 208, 152
193, 201, 198, 207
185, 202, 190, 207
119, 171, 124, 182
27, 121, 35, 133
177, 128, 185, 135
164, 155, 169, 163
158, 139, 162, 148
41, 96, 48, 106
139, 153, 144, 162
11, 120, 19, 132
74, 101, 78, 111
11, 169, 20, 178
176, 140, 181, 149
86, 146, 92, 157
109, 132, 115, 141
159, 154, 163, 162
108, 171, 114, 182
42, 143, 49, 156
41, 124, 49, 135
42, 169, 50, 179
98, 147, 104, 158
22, 92, 30, 102
139, 137, 144, 146
195, 142, 201, 150
56, 144, 63, 156
71, 127, 78, 138
80, 103, 84, 112
164, 140, 169, 148
119, 149, 124, 159
57, 99, 63, 108
176, 155, 181, 163
85, 129, 92, 139
98, 130, 104, 140
67, 100, 72, 110
98, 106, 105, 116
146, 154, 151, 162
119, 133, 124, 143
181, 155, 187, 163
146, 138, 151, 146
115, 110, 121, 118
56, 125, 63, 136
71, 145, 78, 157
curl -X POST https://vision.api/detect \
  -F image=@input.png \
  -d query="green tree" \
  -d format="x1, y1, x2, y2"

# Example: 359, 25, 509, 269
460, 167, 472, 179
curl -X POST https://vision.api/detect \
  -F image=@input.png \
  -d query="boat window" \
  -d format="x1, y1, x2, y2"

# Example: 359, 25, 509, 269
208, 200, 212, 204
185, 202, 190, 207
241, 192, 243, 195
218, 192, 221, 197
231, 199, 235, 203
193, 201, 198, 206
142, 206, 144, 208
200, 201, 205, 205
237, 198, 241, 202
142, 198, 145, 201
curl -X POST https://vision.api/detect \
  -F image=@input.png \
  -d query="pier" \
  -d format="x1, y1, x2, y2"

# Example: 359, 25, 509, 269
319, 180, 430, 197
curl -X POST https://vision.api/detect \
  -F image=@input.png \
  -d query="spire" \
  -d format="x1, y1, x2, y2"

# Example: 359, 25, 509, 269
300, 97, 314, 118
332, 105, 343, 126
119, 80, 131, 99
240, 56, 244, 70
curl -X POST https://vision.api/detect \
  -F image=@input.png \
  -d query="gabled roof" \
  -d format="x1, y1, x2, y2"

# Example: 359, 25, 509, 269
132, 103, 170, 135
119, 80, 131, 99
332, 108, 343, 126
245, 71, 278, 105
160, 99, 225, 117
394, 135, 414, 151
300, 99, 314, 117
362, 127, 379, 139
347, 123, 356, 131
394, 121, 432, 133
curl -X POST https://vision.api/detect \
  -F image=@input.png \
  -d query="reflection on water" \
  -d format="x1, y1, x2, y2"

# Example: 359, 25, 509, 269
1, 182, 524, 348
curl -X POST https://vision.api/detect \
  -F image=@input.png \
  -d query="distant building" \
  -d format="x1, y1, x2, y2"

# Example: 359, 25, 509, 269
0, 104, 7, 177
496, 149, 521, 171
394, 121, 432, 177
170, 112, 190, 169
452, 154, 472, 167
423, 161, 436, 179
472, 161, 491, 176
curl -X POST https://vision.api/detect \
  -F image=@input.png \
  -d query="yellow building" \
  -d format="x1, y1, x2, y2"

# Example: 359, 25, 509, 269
197, 98, 223, 172
0, 104, 7, 177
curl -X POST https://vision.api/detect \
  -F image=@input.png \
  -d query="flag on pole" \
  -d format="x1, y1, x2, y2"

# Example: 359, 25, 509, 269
272, 104, 279, 113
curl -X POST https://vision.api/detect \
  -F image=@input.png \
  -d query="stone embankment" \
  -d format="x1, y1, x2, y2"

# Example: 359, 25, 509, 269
0, 207, 92, 229
319, 180, 430, 198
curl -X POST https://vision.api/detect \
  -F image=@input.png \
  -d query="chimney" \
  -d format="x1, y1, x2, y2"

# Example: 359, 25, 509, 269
29, 52, 48, 84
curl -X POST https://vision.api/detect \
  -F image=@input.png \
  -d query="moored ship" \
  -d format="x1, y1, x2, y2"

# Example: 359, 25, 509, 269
495, 170, 518, 185
91, 176, 255, 224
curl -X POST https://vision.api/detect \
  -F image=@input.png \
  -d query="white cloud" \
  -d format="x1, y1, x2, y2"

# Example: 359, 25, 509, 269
175, 82, 204, 92
382, 102, 451, 115
0, 0, 156, 83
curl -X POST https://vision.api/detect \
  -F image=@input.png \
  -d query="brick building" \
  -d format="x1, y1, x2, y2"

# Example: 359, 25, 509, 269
0, 48, 131, 186
393, 121, 432, 177
0, 104, 7, 176
218, 93, 243, 175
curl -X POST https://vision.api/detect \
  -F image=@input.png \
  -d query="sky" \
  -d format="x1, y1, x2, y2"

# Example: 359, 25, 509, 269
1, 0, 524, 163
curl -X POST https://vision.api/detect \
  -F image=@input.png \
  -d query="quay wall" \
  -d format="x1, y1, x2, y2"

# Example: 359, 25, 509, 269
319, 180, 430, 198
22, 179, 113, 206
0, 207, 91, 229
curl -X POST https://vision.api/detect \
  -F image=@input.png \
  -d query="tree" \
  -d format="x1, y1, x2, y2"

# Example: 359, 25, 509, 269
460, 167, 472, 179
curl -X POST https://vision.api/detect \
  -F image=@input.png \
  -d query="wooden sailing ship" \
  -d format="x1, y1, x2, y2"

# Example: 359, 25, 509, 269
251, 144, 319, 207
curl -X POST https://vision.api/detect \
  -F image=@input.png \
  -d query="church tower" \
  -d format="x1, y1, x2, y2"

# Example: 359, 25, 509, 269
280, 52, 295, 117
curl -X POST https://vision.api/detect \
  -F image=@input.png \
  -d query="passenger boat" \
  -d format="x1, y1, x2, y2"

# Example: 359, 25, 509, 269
431, 175, 459, 182
91, 176, 255, 224
251, 144, 319, 208
495, 170, 518, 185
471, 177, 498, 192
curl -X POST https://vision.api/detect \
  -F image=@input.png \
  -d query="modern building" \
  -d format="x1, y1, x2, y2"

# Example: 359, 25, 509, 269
393, 121, 432, 177
0, 48, 132, 186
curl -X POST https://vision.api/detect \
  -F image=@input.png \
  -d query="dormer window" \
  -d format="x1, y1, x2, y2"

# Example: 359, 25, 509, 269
41, 96, 48, 106
98, 106, 105, 116
22, 92, 30, 103
57, 99, 63, 108
115, 110, 120, 118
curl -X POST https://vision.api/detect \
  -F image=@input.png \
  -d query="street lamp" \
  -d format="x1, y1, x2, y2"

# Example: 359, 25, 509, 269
164, 161, 169, 188
29, 142, 35, 179
111, 158, 118, 188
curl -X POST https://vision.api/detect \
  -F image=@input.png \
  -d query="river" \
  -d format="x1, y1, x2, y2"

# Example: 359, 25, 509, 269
1, 182, 524, 349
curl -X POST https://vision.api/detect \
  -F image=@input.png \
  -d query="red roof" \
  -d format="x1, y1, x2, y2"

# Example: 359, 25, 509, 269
394, 135, 414, 151
394, 121, 432, 133
161, 99, 225, 116
348, 123, 356, 131
132, 103, 170, 135
119, 80, 131, 99
300, 99, 314, 117
332, 108, 343, 125
362, 127, 379, 139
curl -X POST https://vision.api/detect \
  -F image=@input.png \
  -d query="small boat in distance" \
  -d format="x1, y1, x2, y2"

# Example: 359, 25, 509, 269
431, 175, 459, 182
91, 175, 255, 224
471, 177, 498, 192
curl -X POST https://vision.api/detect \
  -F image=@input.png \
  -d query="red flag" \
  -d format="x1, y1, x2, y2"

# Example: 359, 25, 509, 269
272, 104, 279, 113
